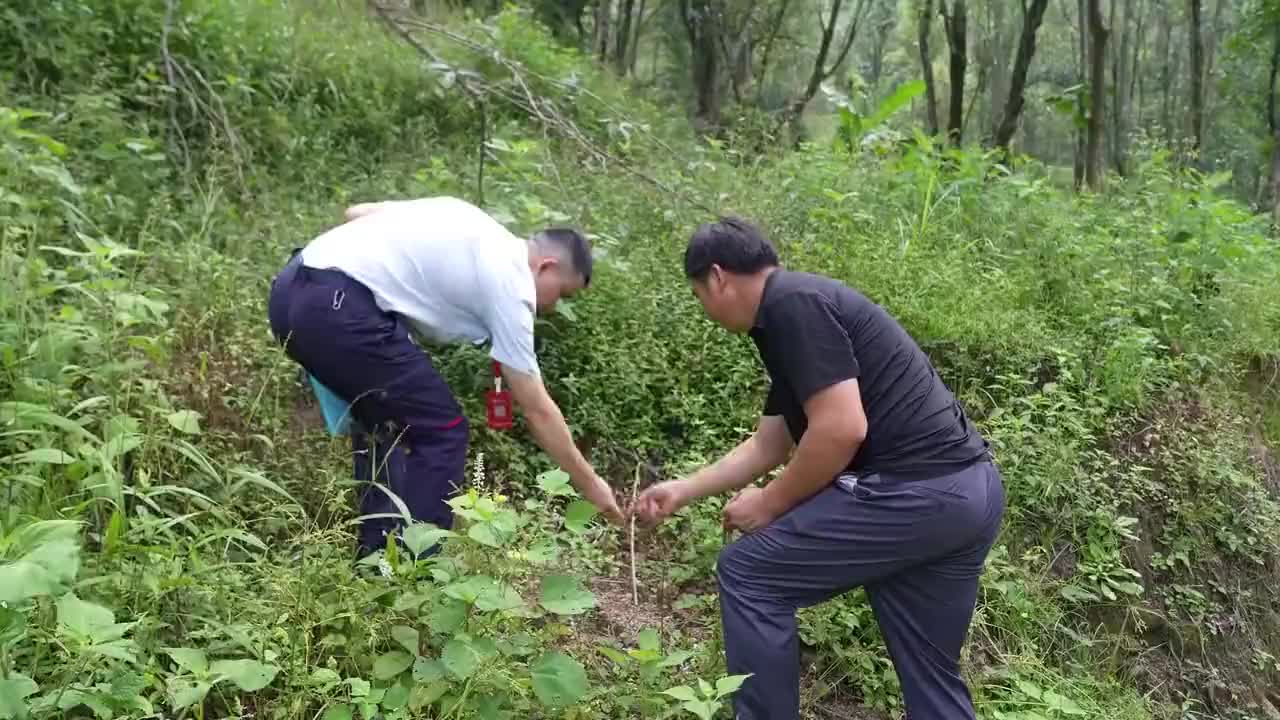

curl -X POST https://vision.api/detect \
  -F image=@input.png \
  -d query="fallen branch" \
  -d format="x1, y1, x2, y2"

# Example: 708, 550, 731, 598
371, 3, 717, 215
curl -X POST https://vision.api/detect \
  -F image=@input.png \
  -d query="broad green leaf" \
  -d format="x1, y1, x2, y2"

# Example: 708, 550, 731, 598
164, 648, 209, 675
0, 674, 38, 718
539, 575, 595, 615
381, 681, 411, 710
657, 650, 696, 668
428, 599, 467, 635
321, 704, 353, 720
476, 582, 525, 613
167, 679, 211, 709
698, 678, 713, 697
88, 639, 138, 663
468, 523, 503, 547
527, 539, 559, 565
535, 469, 575, 497
530, 651, 588, 707
1015, 679, 1042, 699
442, 638, 479, 679
401, 523, 452, 556
3, 448, 75, 465
597, 646, 630, 665
662, 685, 698, 702
413, 656, 445, 683
1057, 584, 1097, 603
309, 668, 341, 687
411, 680, 449, 709
444, 575, 499, 605
714, 674, 751, 698
346, 678, 371, 697
391, 625, 419, 655
371, 651, 414, 680
683, 698, 719, 720
211, 659, 279, 691
637, 628, 660, 652
564, 501, 598, 533
56, 594, 115, 637
0, 537, 81, 605
166, 410, 202, 435
1112, 581, 1145, 596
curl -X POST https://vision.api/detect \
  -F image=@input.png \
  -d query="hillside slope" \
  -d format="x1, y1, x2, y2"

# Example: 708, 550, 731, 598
3, 2, 1280, 719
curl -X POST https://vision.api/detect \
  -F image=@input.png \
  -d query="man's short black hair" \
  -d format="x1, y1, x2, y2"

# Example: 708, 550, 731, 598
684, 217, 779, 280
534, 227, 593, 286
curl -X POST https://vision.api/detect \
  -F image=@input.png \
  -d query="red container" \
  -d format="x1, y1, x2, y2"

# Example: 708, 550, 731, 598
486, 361, 514, 430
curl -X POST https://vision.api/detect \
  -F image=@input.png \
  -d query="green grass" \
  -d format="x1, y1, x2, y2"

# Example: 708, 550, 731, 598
3, 2, 1280, 719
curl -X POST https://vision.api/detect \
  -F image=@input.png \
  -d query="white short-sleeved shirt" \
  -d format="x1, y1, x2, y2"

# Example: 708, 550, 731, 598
300, 196, 540, 376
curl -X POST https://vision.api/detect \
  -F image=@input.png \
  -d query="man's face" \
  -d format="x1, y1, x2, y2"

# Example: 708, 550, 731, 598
691, 268, 742, 331
532, 258, 584, 315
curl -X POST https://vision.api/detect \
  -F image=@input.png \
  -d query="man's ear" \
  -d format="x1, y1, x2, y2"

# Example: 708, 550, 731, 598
535, 256, 560, 274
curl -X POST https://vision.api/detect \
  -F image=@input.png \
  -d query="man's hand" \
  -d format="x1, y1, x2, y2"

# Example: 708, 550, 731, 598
579, 474, 625, 525
632, 479, 692, 527
722, 486, 784, 533
499, 366, 622, 524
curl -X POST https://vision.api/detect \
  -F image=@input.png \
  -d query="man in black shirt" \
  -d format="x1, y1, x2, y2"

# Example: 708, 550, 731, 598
634, 218, 1005, 720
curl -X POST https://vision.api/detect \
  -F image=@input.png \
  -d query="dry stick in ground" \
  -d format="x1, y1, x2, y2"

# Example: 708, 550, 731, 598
630, 465, 641, 605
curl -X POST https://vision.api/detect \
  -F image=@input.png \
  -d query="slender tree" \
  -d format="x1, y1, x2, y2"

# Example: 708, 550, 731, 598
780, 0, 872, 129
941, 0, 968, 145
993, 0, 1052, 151
1190, 0, 1205, 154
1086, 0, 1109, 189
919, 0, 940, 135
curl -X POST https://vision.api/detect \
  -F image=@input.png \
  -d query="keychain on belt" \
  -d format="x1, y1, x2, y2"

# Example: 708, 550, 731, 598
486, 361, 514, 430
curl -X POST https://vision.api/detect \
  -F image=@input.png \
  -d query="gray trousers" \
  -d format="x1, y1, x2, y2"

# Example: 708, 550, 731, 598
717, 460, 1005, 720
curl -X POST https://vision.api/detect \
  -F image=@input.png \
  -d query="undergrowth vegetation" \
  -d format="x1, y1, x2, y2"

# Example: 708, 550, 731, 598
3, 1, 1280, 719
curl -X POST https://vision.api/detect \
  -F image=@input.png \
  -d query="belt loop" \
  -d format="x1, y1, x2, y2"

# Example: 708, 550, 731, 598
332, 289, 345, 310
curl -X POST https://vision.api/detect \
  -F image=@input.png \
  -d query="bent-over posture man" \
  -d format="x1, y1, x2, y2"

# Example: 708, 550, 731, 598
635, 218, 1004, 720
268, 196, 623, 556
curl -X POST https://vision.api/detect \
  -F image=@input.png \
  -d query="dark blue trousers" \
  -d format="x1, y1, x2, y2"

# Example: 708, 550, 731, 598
267, 254, 469, 555
717, 460, 1004, 720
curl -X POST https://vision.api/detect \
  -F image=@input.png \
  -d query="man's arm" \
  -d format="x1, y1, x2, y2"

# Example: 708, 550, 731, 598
758, 378, 867, 515
501, 366, 623, 522
681, 415, 793, 502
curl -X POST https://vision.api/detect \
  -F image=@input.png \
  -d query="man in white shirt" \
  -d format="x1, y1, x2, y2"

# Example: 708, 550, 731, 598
267, 196, 623, 556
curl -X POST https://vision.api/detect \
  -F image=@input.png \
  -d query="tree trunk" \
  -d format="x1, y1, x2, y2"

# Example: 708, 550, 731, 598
730, 28, 753, 101
987, 0, 1010, 142
1086, 0, 1108, 190
919, 0, 940, 135
755, 0, 792, 92
594, 0, 613, 62
1112, 0, 1134, 174
1075, 0, 1089, 188
680, 0, 722, 131
614, 0, 635, 74
1159, 1, 1174, 146
1269, 26, 1280, 229
941, 0, 967, 145
1189, 0, 1204, 156
1128, 0, 1146, 136
1200, 0, 1228, 155
782, 0, 870, 129
869, 12, 896, 96
993, 0, 1051, 151
627, 0, 646, 74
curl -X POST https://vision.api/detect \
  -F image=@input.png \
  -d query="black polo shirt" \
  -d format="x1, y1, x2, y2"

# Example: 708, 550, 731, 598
749, 269, 989, 478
